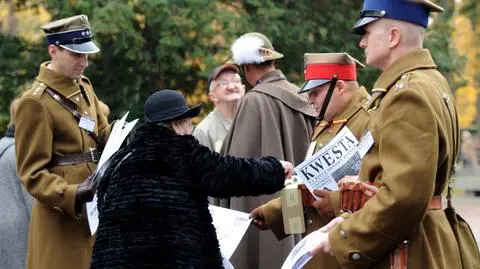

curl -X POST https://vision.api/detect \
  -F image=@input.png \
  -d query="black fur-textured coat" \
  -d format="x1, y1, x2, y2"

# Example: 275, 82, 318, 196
90, 123, 285, 269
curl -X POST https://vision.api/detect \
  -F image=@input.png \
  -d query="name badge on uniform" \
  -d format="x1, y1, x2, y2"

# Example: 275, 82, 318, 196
358, 131, 374, 158
79, 115, 96, 132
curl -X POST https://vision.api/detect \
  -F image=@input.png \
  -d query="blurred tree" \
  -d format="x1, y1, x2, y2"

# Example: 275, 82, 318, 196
0, 0, 466, 133
452, 0, 480, 128
458, 0, 480, 128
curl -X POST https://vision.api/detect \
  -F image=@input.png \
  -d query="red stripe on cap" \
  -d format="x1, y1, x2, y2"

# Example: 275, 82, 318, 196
305, 64, 357, 81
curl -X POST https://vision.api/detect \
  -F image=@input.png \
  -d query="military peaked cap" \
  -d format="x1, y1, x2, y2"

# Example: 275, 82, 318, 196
42, 14, 100, 54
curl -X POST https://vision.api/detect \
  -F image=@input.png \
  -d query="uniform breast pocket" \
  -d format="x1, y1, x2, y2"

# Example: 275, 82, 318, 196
51, 109, 83, 144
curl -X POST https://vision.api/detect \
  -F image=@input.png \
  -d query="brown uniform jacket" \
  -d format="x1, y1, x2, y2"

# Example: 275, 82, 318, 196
261, 86, 371, 269
328, 49, 462, 268
221, 70, 316, 269
15, 62, 111, 269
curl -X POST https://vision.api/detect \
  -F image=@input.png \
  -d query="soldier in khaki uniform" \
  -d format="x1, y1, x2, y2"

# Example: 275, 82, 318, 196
15, 15, 111, 269
250, 52, 370, 269
310, 1, 464, 268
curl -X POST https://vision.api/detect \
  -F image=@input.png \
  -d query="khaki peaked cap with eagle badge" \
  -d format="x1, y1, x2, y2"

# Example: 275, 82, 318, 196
42, 14, 100, 54
15, 15, 109, 269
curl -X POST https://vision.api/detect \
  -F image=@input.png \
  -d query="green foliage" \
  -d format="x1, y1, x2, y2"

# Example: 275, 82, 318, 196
0, 34, 47, 133
0, 0, 466, 134
426, 4, 468, 90
460, 0, 478, 29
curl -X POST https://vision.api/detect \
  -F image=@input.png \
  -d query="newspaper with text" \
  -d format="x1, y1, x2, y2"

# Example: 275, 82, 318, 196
294, 127, 366, 195
284, 127, 374, 268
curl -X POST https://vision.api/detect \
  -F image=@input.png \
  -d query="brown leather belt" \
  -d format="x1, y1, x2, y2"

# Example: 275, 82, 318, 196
51, 148, 100, 166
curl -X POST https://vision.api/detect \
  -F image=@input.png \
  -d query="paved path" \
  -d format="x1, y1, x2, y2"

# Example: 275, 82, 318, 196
453, 195, 480, 242
451, 173, 480, 241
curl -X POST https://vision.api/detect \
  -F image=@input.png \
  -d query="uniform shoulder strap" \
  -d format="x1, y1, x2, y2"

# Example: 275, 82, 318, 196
44, 87, 103, 148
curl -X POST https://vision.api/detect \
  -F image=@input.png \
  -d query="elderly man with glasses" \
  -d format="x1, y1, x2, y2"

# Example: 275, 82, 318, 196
193, 64, 245, 152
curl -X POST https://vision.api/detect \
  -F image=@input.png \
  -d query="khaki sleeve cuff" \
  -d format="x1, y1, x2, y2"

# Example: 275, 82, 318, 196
262, 197, 288, 240
59, 184, 82, 219
329, 224, 379, 268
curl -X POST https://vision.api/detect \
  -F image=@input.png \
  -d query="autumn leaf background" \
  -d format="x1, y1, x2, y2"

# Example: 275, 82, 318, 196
0, 0, 477, 131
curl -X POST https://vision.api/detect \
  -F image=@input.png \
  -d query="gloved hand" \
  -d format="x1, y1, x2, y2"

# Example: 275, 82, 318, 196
75, 157, 112, 206
338, 176, 379, 213
75, 173, 100, 208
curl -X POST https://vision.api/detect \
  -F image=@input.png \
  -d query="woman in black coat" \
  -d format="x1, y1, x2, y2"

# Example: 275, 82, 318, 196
90, 89, 292, 269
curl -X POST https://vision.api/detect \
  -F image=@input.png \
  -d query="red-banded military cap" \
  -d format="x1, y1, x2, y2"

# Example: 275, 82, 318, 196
299, 52, 365, 94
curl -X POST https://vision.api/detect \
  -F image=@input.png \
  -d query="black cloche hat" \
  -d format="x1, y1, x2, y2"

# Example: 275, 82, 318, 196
144, 89, 202, 123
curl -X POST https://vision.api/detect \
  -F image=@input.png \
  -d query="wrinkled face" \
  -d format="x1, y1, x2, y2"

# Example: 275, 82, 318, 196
359, 21, 390, 69
50, 45, 89, 79
308, 82, 341, 121
210, 71, 245, 104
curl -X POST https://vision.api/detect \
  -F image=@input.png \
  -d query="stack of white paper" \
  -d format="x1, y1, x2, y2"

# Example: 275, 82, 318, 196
208, 205, 252, 260
281, 230, 324, 269
86, 112, 138, 236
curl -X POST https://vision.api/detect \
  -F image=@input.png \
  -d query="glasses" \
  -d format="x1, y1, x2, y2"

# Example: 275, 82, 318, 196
214, 78, 242, 89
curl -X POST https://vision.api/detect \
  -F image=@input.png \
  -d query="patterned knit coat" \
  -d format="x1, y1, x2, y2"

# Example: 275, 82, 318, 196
90, 123, 285, 269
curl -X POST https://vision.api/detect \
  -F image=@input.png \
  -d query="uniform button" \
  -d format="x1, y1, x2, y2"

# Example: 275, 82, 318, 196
351, 252, 361, 261
57, 189, 65, 196
307, 219, 313, 225
318, 143, 323, 148
340, 230, 346, 239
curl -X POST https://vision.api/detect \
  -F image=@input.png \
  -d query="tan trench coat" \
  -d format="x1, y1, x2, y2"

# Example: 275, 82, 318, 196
261, 86, 371, 269
328, 49, 462, 268
221, 70, 316, 269
15, 62, 110, 269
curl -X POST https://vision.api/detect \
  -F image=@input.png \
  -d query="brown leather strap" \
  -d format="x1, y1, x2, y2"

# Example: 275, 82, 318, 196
428, 195, 442, 210
390, 240, 410, 269
45, 87, 103, 148
51, 148, 100, 166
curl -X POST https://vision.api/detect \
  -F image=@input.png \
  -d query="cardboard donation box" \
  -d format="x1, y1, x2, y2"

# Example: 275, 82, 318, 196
281, 177, 306, 234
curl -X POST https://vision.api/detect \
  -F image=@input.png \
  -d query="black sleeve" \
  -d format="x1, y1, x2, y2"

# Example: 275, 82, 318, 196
185, 138, 285, 198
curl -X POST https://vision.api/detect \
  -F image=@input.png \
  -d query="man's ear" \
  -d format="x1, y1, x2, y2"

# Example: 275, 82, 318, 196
208, 91, 217, 103
388, 27, 401, 49
336, 80, 346, 94
48, 44, 58, 59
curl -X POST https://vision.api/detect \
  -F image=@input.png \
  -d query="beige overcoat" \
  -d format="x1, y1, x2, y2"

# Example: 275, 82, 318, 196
221, 70, 316, 269
328, 49, 462, 269
15, 62, 110, 269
